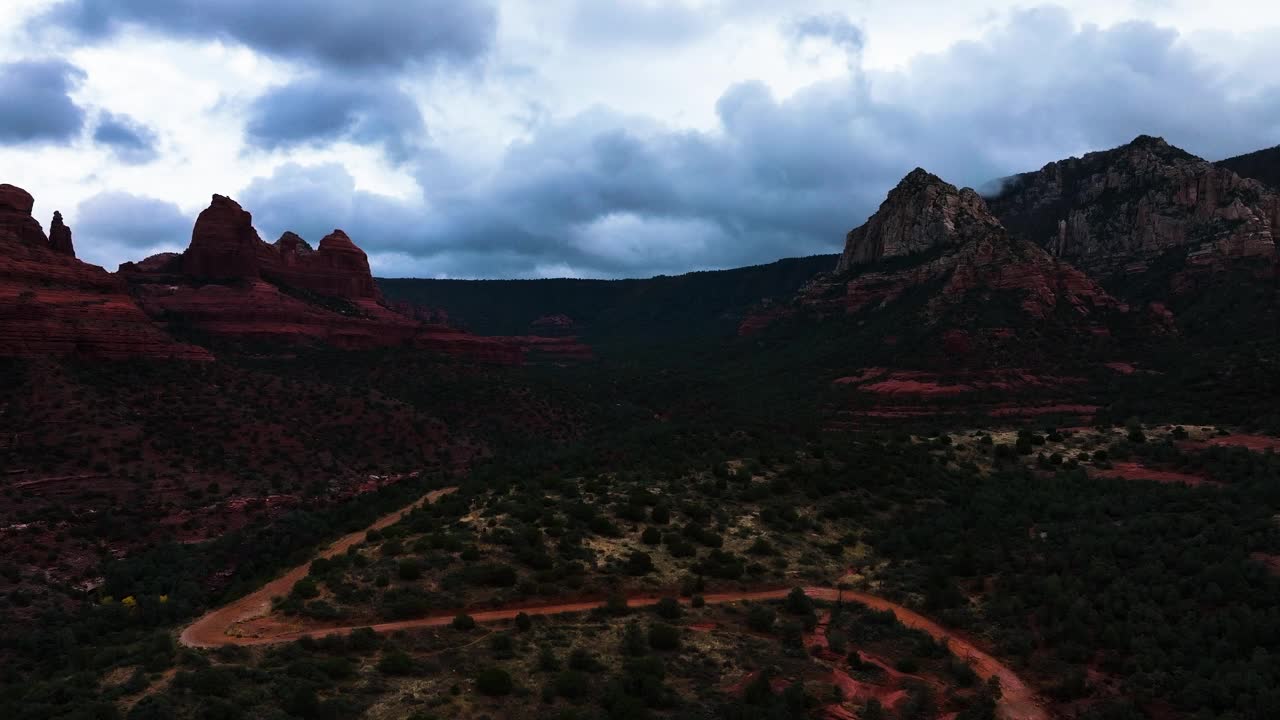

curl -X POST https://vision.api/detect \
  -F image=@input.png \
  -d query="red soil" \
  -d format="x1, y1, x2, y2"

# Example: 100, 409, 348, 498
1103, 362, 1136, 375
1089, 462, 1215, 486
1250, 553, 1280, 577
828, 668, 908, 709
989, 404, 1099, 417
1206, 435, 1280, 452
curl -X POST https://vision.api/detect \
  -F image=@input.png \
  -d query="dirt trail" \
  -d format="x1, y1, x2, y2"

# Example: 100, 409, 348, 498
179, 487, 1049, 720
178, 487, 457, 649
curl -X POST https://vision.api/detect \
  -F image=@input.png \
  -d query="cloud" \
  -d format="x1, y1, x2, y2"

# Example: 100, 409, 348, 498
244, 78, 426, 163
28, 5, 1280, 280
93, 111, 159, 164
356, 8, 1280, 278
568, 1, 715, 48
37, 0, 497, 71
788, 13, 866, 57
73, 190, 191, 268
0, 59, 87, 145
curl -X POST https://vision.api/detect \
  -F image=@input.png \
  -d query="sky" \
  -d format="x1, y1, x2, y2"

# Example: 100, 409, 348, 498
3, 1, 1280, 279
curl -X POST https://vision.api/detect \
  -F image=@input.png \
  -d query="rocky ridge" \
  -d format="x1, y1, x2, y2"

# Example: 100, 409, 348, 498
119, 194, 585, 363
987, 135, 1279, 278
758, 169, 1127, 334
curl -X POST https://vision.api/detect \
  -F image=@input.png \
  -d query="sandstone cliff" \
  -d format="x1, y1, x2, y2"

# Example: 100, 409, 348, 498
0, 183, 210, 360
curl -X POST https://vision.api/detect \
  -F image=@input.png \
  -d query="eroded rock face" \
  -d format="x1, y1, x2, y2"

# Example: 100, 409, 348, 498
48, 211, 75, 257
183, 194, 267, 279
987, 135, 1279, 277
0, 183, 210, 360
836, 168, 1003, 273
745, 169, 1129, 342
120, 194, 540, 362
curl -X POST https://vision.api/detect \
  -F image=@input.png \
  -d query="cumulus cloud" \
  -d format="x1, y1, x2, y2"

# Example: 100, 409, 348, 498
93, 112, 159, 164
37, 0, 498, 71
244, 78, 426, 163
0, 59, 87, 145
73, 190, 191, 268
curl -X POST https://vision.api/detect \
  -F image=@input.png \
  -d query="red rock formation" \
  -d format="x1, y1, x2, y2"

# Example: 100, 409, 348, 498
275, 229, 379, 299
182, 194, 266, 279
48, 211, 75, 257
121, 194, 538, 362
530, 314, 576, 336
0, 184, 210, 360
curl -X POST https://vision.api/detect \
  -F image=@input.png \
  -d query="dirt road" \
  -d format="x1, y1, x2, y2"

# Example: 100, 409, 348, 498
179, 486, 1049, 720
179, 486, 457, 649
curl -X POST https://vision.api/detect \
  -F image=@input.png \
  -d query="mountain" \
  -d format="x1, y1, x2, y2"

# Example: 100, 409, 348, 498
986, 135, 1278, 279
1217, 145, 1280, 189
0, 183, 210, 360
377, 254, 837, 346
748, 169, 1133, 345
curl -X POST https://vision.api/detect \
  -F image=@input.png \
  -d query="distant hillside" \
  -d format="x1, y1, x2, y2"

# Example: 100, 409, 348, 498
378, 254, 838, 342
1217, 145, 1280, 188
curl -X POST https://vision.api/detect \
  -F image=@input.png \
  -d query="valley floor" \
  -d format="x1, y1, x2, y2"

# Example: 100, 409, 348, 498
179, 485, 1049, 720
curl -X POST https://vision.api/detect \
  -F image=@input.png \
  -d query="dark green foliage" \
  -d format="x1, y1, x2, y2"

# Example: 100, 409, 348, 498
475, 666, 513, 696
647, 623, 680, 651
377, 649, 415, 675
747, 605, 776, 633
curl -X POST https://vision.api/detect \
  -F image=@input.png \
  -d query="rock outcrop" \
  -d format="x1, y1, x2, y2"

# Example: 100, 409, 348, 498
0, 183, 210, 360
48, 211, 75, 257
180, 195, 380, 300
836, 168, 1002, 272
987, 135, 1279, 277
182, 194, 266, 279
828, 169, 1121, 323
121, 194, 534, 362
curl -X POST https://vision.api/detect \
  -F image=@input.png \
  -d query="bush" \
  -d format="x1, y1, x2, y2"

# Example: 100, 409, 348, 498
785, 587, 813, 615
691, 594, 705, 609
641, 527, 662, 545
476, 666, 513, 696
452, 613, 477, 631
648, 623, 681, 651
515, 611, 532, 631
397, 558, 422, 581
653, 597, 683, 620
569, 647, 603, 673
624, 550, 654, 576
554, 669, 590, 700
747, 605, 776, 633
377, 649, 415, 675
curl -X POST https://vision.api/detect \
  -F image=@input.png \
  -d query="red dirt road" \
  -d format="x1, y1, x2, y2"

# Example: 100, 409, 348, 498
179, 487, 457, 649
179, 488, 1049, 720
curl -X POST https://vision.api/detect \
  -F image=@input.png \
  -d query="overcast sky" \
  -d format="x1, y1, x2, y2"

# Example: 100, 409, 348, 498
4, 1, 1280, 278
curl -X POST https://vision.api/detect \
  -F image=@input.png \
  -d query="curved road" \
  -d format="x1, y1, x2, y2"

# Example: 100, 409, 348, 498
180, 486, 1048, 720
